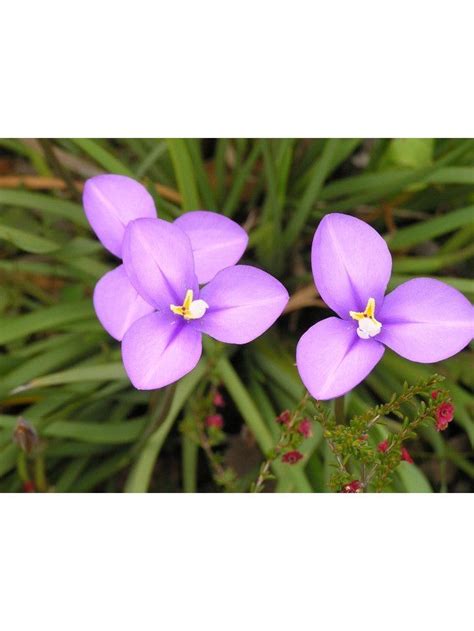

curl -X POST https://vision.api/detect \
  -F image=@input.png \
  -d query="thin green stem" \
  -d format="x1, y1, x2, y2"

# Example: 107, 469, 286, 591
182, 435, 198, 493
130, 383, 177, 459
33, 454, 48, 492
334, 396, 345, 425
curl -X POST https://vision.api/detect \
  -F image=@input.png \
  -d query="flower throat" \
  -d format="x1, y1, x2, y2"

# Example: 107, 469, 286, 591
349, 297, 382, 339
170, 289, 208, 320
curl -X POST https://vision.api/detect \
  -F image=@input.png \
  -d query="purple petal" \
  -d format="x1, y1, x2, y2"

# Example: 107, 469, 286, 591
122, 218, 198, 311
93, 265, 155, 341
83, 175, 157, 257
377, 278, 474, 362
296, 317, 384, 400
312, 213, 392, 318
195, 265, 289, 343
121, 312, 202, 389
174, 211, 248, 283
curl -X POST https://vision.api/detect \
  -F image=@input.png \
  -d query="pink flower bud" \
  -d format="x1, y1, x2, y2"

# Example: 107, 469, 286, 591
212, 391, 225, 408
276, 410, 291, 425
281, 450, 303, 465
206, 414, 224, 429
377, 439, 389, 453
400, 447, 414, 464
341, 480, 362, 493
298, 418, 312, 438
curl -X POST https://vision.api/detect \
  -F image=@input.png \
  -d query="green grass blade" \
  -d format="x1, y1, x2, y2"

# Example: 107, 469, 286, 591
125, 362, 207, 492
395, 461, 432, 492
182, 435, 198, 492
72, 139, 133, 176
393, 242, 474, 273
284, 138, 340, 247
0, 301, 93, 345
185, 139, 217, 210
223, 141, 262, 216
0, 190, 87, 226
0, 223, 61, 254
166, 139, 201, 210
387, 205, 474, 250
14, 363, 126, 390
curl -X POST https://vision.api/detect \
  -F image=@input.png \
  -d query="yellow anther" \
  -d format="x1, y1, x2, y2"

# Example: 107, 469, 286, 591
365, 297, 376, 319
170, 289, 209, 320
349, 297, 382, 339
349, 297, 380, 326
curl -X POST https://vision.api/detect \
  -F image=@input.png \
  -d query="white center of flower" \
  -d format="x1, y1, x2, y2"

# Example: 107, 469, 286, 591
187, 299, 209, 319
349, 297, 382, 340
356, 317, 382, 339
170, 289, 209, 321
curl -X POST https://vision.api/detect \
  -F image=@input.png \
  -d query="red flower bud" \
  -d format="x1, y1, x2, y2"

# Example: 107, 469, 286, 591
435, 402, 455, 431
377, 439, 389, 453
431, 390, 440, 400
276, 410, 291, 425
23, 480, 35, 493
341, 480, 362, 493
206, 414, 224, 429
281, 450, 303, 465
298, 418, 312, 438
212, 391, 225, 408
400, 447, 414, 464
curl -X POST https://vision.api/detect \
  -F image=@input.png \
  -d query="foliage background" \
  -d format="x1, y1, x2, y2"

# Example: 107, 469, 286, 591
0, 138, 472, 493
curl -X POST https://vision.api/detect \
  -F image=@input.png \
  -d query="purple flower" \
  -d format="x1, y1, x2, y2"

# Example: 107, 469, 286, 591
83, 174, 288, 389
84, 174, 249, 341
296, 213, 474, 400
121, 220, 288, 389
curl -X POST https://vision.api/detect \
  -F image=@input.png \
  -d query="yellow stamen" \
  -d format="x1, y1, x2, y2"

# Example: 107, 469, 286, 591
349, 297, 381, 327
183, 289, 193, 312
170, 290, 209, 320
170, 289, 194, 318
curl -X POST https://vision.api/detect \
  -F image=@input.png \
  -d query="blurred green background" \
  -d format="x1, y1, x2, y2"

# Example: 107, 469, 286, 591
0, 139, 472, 492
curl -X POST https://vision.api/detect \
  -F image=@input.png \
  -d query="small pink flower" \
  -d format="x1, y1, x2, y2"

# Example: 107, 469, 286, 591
378, 439, 414, 464
435, 402, 455, 431
400, 447, 414, 464
341, 480, 362, 493
431, 390, 440, 400
298, 418, 313, 438
206, 414, 224, 429
213, 391, 225, 408
281, 450, 303, 465
276, 410, 291, 425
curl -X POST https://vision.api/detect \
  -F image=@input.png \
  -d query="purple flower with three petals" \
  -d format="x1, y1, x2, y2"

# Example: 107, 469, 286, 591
84, 174, 250, 341
83, 174, 289, 389
296, 213, 474, 400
